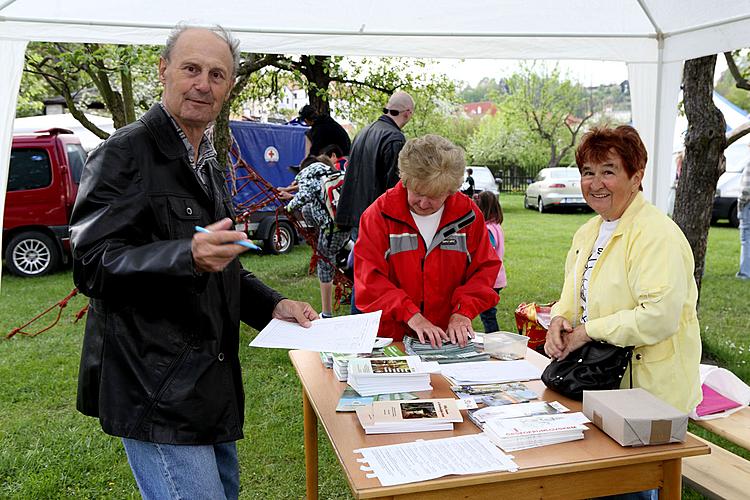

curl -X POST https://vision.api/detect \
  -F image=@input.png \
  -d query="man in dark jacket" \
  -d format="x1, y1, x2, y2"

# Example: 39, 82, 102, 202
70, 25, 316, 500
334, 91, 414, 313
335, 91, 414, 230
298, 104, 351, 156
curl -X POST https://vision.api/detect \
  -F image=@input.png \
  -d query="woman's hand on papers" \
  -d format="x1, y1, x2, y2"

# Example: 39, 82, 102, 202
407, 313, 448, 348
447, 313, 474, 347
272, 299, 319, 327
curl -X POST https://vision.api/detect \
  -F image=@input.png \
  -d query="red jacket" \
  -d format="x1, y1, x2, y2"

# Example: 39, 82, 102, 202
354, 182, 501, 340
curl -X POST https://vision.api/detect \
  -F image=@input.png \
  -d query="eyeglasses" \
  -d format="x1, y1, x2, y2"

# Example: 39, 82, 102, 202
383, 107, 410, 117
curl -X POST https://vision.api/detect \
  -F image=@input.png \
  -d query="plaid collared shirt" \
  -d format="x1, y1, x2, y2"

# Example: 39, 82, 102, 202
159, 102, 218, 188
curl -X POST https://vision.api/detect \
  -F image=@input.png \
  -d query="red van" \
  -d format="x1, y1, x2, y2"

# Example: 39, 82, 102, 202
2, 129, 86, 277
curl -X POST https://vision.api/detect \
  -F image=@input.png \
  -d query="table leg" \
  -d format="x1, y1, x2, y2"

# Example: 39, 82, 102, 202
659, 458, 682, 500
303, 388, 318, 500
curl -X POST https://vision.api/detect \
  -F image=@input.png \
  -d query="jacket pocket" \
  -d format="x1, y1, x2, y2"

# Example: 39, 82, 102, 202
633, 336, 675, 365
167, 196, 202, 239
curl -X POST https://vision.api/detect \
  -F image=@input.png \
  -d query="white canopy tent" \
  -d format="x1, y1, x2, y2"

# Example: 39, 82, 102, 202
2, 0, 750, 224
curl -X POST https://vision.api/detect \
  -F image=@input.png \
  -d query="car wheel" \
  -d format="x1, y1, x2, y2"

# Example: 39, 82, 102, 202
5, 231, 60, 277
264, 221, 294, 254
729, 202, 740, 228
538, 197, 546, 213
523, 196, 530, 209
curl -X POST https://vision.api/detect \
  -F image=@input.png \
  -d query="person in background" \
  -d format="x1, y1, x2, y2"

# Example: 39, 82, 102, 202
336, 91, 415, 313
737, 157, 750, 279
545, 125, 701, 419
278, 144, 345, 198
298, 104, 351, 157
70, 24, 317, 500
283, 154, 351, 318
475, 191, 506, 333
355, 134, 500, 347
462, 167, 475, 197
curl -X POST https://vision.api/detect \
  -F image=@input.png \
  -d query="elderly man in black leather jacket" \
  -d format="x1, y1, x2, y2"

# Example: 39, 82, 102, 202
70, 25, 316, 500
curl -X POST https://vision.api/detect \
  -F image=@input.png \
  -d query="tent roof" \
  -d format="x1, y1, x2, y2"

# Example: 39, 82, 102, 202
2, 1, 750, 63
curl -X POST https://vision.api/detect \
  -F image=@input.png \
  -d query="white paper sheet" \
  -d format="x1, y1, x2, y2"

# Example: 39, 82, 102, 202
440, 360, 543, 384
249, 311, 381, 353
354, 434, 518, 486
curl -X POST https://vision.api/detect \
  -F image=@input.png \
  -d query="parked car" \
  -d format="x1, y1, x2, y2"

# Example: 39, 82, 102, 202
466, 166, 499, 195
712, 141, 749, 227
3, 128, 86, 276
524, 167, 587, 213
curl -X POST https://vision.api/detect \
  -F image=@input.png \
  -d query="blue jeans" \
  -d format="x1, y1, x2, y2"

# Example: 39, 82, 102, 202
739, 203, 750, 278
121, 438, 239, 500
479, 289, 502, 333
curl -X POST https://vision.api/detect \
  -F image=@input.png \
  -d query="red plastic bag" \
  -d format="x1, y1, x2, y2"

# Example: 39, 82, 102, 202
514, 302, 554, 353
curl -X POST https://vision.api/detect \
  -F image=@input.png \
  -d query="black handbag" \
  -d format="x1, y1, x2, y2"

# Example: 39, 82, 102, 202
541, 341, 633, 400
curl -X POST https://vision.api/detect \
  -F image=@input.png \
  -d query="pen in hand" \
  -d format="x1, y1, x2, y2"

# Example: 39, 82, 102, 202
194, 225, 261, 251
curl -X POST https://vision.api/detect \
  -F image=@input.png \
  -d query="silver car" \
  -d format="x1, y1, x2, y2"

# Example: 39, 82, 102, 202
524, 167, 587, 213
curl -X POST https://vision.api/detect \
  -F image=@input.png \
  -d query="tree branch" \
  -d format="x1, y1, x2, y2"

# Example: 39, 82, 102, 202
723, 52, 750, 91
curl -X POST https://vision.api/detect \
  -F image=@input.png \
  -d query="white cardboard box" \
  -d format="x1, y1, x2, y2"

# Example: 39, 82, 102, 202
582, 388, 687, 446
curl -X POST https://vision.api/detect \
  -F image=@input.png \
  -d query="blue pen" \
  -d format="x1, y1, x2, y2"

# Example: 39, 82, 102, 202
194, 225, 261, 251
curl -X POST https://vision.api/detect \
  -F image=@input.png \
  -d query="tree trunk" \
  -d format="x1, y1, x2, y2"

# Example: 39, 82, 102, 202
673, 55, 727, 297
301, 55, 332, 116
213, 53, 279, 168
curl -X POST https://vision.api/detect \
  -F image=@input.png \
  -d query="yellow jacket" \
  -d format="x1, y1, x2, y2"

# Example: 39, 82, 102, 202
551, 193, 702, 413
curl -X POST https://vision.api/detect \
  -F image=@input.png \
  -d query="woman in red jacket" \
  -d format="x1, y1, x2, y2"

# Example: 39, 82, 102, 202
354, 134, 501, 347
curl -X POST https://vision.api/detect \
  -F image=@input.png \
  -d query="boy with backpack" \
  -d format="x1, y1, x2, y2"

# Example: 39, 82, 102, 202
284, 151, 351, 318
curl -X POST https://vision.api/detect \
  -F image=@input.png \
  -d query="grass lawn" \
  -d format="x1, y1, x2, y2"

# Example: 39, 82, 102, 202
1, 193, 748, 498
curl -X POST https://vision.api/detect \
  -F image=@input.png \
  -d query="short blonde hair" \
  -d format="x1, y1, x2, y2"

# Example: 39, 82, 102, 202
399, 135, 466, 197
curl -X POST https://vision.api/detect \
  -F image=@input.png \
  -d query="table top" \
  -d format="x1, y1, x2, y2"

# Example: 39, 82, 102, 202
289, 347, 709, 499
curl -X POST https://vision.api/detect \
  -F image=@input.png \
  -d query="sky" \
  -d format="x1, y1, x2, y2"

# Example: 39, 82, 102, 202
426, 57, 729, 88
429, 59, 630, 88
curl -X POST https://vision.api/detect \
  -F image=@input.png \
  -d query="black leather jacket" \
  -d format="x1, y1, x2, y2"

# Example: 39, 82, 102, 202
70, 105, 283, 445
334, 115, 405, 228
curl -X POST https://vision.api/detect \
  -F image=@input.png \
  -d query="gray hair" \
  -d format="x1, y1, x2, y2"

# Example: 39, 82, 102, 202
162, 23, 241, 77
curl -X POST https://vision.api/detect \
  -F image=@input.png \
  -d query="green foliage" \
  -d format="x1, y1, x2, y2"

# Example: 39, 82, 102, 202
0, 195, 747, 498
458, 77, 509, 103
466, 111, 550, 174
21, 42, 160, 130
501, 63, 593, 168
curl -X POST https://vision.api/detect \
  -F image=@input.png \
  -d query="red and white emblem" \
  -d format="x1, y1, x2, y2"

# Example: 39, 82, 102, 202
264, 146, 279, 163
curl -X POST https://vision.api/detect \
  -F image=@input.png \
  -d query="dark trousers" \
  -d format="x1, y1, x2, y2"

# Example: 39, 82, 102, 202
479, 288, 502, 332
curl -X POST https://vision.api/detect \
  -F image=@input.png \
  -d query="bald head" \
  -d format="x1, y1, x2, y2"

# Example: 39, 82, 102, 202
385, 91, 414, 129
387, 91, 414, 110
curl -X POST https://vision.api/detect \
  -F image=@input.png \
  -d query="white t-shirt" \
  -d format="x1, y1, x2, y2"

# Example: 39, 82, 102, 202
580, 219, 619, 323
411, 206, 445, 247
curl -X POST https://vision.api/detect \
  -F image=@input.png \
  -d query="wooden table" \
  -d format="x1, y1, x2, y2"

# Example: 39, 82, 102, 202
289, 348, 709, 499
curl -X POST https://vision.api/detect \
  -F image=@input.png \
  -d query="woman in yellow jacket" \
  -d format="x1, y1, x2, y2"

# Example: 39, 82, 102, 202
545, 126, 701, 415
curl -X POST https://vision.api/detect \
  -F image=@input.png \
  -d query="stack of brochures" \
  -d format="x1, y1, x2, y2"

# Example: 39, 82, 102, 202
336, 386, 418, 412
403, 336, 490, 363
468, 401, 569, 429
483, 412, 590, 451
355, 398, 463, 434
347, 356, 433, 396
451, 382, 538, 407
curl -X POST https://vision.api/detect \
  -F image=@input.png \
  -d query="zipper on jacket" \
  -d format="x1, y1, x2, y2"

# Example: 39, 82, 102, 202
128, 342, 192, 436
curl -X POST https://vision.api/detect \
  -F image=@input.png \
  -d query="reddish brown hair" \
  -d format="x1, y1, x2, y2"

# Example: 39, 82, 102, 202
475, 190, 503, 225
575, 125, 647, 190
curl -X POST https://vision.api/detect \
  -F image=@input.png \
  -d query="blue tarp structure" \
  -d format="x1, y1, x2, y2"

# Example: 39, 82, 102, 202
228, 121, 307, 212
